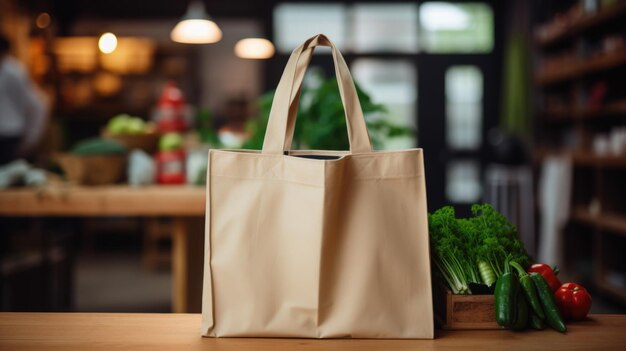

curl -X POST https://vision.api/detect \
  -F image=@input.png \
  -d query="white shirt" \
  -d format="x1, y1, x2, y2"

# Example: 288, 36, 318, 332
0, 56, 46, 149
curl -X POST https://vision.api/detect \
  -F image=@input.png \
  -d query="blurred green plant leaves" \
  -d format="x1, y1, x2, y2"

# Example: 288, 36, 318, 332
242, 74, 413, 150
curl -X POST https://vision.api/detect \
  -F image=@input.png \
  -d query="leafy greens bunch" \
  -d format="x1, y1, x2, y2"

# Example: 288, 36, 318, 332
429, 204, 531, 295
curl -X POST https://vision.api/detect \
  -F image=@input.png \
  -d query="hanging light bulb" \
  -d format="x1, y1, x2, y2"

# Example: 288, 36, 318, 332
170, 1, 222, 44
98, 32, 118, 54
36, 13, 51, 29
234, 38, 275, 59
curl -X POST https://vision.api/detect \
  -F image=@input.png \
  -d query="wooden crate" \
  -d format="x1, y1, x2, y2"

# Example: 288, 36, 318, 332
434, 287, 500, 330
57, 154, 126, 185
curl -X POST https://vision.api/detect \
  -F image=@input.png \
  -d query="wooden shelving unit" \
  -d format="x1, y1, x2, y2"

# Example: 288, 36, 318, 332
47, 40, 198, 146
537, 2, 626, 47
572, 207, 626, 235
534, 0, 626, 305
535, 50, 626, 86
572, 153, 626, 167
545, 102, 626, 121
535, 149, 626, 167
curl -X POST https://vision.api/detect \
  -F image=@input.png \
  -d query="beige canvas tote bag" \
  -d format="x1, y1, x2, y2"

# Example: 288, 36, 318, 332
201, 34, 433, 339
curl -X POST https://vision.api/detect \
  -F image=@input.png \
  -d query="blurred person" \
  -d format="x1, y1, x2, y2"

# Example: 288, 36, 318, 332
0, 34, 47, 165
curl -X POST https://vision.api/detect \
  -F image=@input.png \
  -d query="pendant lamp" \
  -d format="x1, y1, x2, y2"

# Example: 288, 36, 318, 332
234, 38, 275, 59
171, 1, 222, 44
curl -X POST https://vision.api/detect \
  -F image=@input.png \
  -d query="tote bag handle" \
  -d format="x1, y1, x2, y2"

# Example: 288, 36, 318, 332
261, 34, 372, 155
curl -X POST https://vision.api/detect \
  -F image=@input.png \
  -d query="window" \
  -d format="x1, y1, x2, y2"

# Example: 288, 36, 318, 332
273, 2, 493, 54
350, 3, 419, 53
273, 3, 347, 53
420, 2, 493, 53
352, 59, 417, 149
446, 65, 483, 150
446, 160, 481, 203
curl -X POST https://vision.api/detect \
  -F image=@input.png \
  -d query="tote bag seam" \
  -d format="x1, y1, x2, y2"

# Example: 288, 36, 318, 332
209, 152, 216, 334
210, 149, 423, 162
416, 152, 435, 338
203, 151, 216, 336
315, 161, 328, 338
212, 148, 424, 156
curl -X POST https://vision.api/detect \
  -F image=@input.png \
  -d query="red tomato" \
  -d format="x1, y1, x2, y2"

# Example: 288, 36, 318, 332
554, 282, 592, 321
528, 263, 562, 292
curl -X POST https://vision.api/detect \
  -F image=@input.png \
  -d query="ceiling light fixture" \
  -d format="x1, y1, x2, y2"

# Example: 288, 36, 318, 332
234, 38, 275, 59
170, 1, 222, 44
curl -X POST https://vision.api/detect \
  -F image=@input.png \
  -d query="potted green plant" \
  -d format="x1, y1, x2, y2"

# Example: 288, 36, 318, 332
243, 74, 412, 150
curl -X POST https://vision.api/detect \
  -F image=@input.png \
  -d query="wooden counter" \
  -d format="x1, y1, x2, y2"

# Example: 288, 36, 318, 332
0, 185, 206, 313
0, 313, 624, 351
0, 185, 205, 216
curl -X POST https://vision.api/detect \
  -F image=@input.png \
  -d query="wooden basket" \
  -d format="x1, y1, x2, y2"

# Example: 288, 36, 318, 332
102, 130, 159, 154
57, 154, 126, 185
433, 286, 500, 330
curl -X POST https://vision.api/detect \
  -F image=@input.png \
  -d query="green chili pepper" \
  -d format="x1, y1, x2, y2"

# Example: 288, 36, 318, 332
530, 311, 546, 330
510, 291, 529, 331
510, 261, 545, 321
530, 272, 567, 333
495, 259, 518, 327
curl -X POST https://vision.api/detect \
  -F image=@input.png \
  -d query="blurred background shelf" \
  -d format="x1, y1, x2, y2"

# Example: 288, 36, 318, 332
572, 207, 626, 235
535, 50, 626, 86
544, 102, 626, 122
534, 0, 626, 305
536, 1, 626, 47
573, 153, 626, 167
535, 149, 626, 168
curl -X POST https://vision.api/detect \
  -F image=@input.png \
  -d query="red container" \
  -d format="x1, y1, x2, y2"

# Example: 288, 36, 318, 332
155, 149, 186, 184
156, 82, 187, 132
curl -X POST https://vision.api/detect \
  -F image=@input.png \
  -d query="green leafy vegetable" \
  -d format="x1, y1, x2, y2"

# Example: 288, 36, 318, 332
428, 207, 478, 294
471, 204, 531, 276
429, 204, 531, 294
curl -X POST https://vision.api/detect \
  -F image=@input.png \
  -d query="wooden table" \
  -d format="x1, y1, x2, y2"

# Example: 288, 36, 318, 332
0, 185, 206, 313
0, 313, 624, 350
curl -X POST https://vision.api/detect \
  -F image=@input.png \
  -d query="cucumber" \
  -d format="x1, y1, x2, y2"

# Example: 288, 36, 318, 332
530, 273, 567, 333
495, 272, 519, 327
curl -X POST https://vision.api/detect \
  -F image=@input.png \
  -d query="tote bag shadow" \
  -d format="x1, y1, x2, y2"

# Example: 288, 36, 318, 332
201, 34, 434, 339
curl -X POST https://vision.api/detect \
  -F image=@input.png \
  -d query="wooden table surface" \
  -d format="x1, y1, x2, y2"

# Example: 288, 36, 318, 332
0, 185, 206, 313
0, 313, 624, 351
0, 185, 205, 216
